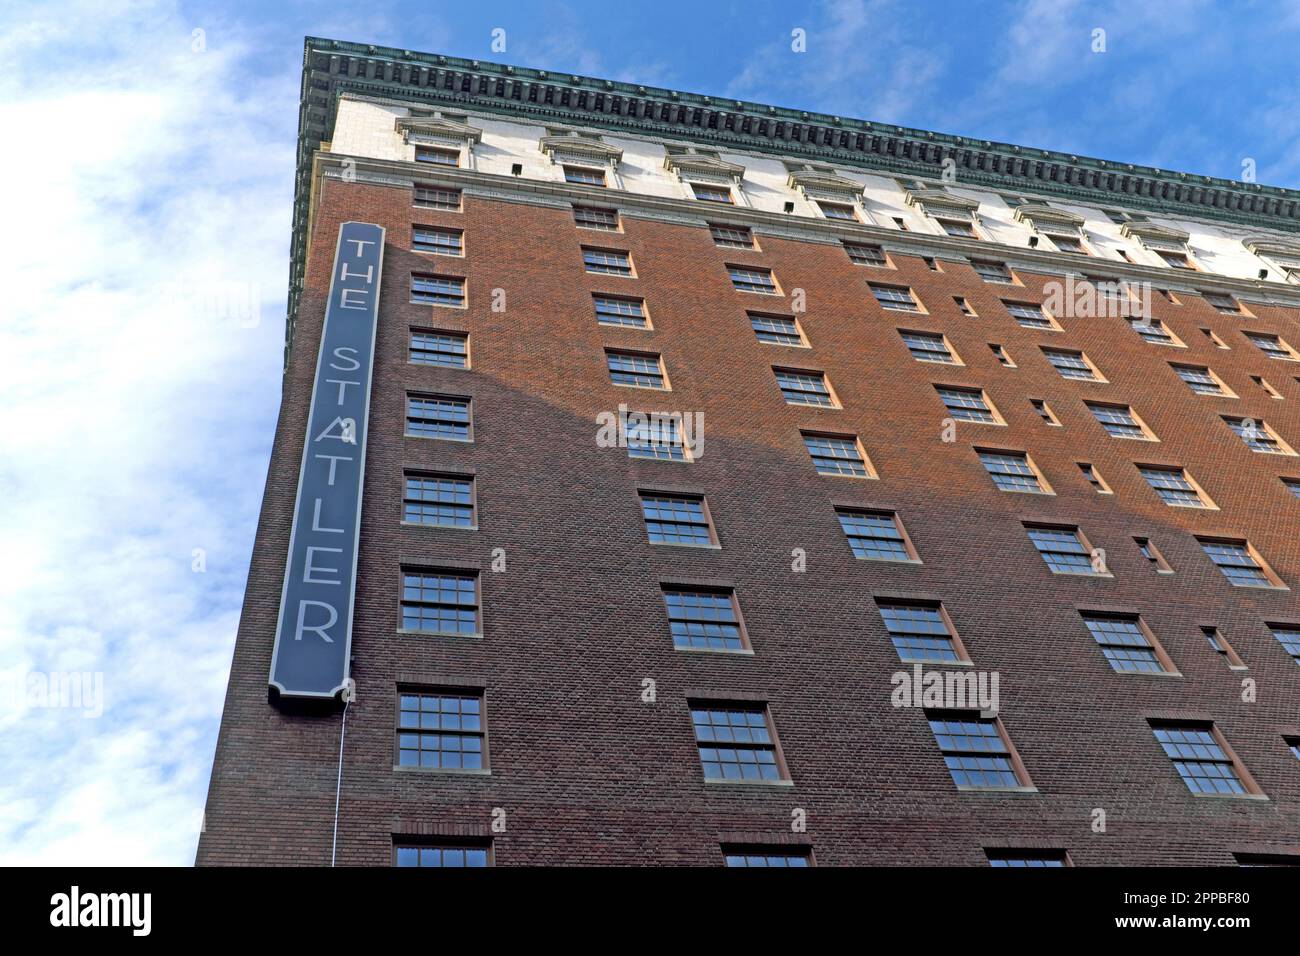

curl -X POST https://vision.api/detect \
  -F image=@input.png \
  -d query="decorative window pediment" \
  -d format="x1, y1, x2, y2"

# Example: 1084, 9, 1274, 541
395, 114, 483, 148
664, 150, 745, 185
540, 132, 624, 168
1014, 203, 1085, 237
787, 169, 864, 204
1121, 221, 1190, 251
905, 187, 980, 219
1245, 236, 1300, 271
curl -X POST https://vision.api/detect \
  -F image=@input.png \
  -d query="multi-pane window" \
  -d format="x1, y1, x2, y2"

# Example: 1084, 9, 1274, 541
397, 691, 484, 769
594, 294, 648, 328
819, 201, 858, 221
1223, 416, 1292, 454
400, 570, 479, 634
1269, 625, 1300, 664
395, 843, 490, 867
1127, 317, 1179, 345
1088, 403, 1154, 440
1151, 725, 1246, 795
927, 714, 1022, 789
403, 474, 474, 527
844, 242, 887, 266
838, 510, 913, 562
1082, 614, 1166, 673
573, 205, 619, 230
709, 223, 754, 248
1172, 363, 1226, 395
972, 260, 1012, 283
900, 330, 956, 363
1139, 466, 1211, 508
987, 851, 1068, 867
774, 368, 836, 407
413, 184, 461, 210
1043, 348, 1101, 381
1203, 292, 1242, 313
415, 145, 459, 166
626, 414, 688, 461
413, 226, 462, 256
1198, 538, 1279, 587
663, 589, 743, 651
1245, 331, 1299, 361
1026, 526, 1098, 574
871, 284, 922, 312
409, 330, 468, 368
978, 450, 1047, 493
692, 183, 733, 203
937, 218, 976, 237
406, 395, 471, 441
607, 350, 667, 389
802, 432, 870, 477
583, 247, 633, 276
936, 386, 998, 423
411, 274, 465, 307
750, 313, 804, 347
691, 705, 782, 781
729, 265, 778, 294
878, 602, 958, 661
1004, 301, 1055, 329
723, 847, 811, 867
641, 494, 713, 546
1048, 234, 1085, 254
563, 165, 606, 186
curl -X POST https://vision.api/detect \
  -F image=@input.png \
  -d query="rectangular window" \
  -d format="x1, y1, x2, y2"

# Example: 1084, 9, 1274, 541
400, 570, 479, 634
1004, 301, 1057, 329
403, 474, 474, 527
1135, 536, 1174, 573
1223, 416, 1294, 454
1030, 398, 1060, 425
1269, 624, 1300, 664
1043, 348, 1102, 381
1203, 292, 1242, 313
729, 265, 778, 294
1197, 537, 1282, 588
1283, 478, 1300, 499
978, 449, 1049, 493
1078, 462, 1112, 494
819, 201, 858, 221
972, 260, 1013, 283
594, 294, 648, 329
1081, 613, 1169, 673
1172, 363, 1228, 396
1026, 525, 1100, 575
927, 713, 1025, 789
802, 432, 871, 477
1139, 466, 1213, 508
775, 368, 837, 407
582, 247, 633, 276
878, 601, 960, 661
1245, 331, 1299, 361
990, 343, 1015, 367
564, 165, 606, 186
1203, 626, 1246, 669
641, 493, 715, 546
664, 588, 744, 651
844, 242, 887, 266
406, 395, 471, 441
987, 850, 1068, 867
397, 690, 485, 769
838, 510, 915, 562
955, 297, 976, 316
750, 313, 805, 347
900, 330, 957, 363
871, 284, 922, 312
414, 185, 461, 210
394, 841, 490, 867
1157, 249, 1195, 270
1127, 317, 1182, 346
692, 183, 733, 204
409, 330, 468, 368
413, 226, 463, 256
626, 413, 688, 462
1088, 402, 1155, 440
936, 385, 999, 423
937, 217, 976, 237
573, 205, 619, 230
411, 274, 465, 308
1048, 234, 1085, 254
709, 223, 754, 248
722, 846, 811, 867
415, 145, 459, 166
607, 350, 667, 389
690, 704, 783, 781
1151, 723, 1248, 795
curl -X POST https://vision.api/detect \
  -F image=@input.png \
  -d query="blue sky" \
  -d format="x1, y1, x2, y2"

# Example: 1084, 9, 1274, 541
2, 0, 1298, 866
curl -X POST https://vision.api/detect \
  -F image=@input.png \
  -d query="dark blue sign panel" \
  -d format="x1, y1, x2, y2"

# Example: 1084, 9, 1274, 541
269, 222, 385, 699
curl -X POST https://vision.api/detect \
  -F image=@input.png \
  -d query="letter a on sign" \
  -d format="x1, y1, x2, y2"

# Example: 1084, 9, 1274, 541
269, 222, 385, 700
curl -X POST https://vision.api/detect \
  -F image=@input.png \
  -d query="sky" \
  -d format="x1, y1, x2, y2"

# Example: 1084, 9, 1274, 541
1, 0, 1298, 866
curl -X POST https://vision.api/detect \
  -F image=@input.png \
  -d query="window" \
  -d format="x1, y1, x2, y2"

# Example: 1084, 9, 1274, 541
709, 223, 754, 248
607, 350, 667, 389
1201, 327, 1230, 349
404, 474, 474, 527
563, 165, 606, 186
774, 368, 837, 407
1127, 317, 1182, 346
900, 330, 958, 363
1283, 478, 1300, 500
594, 294, 648, 329
937, 217, 977, 238
573, 205, 618, 230
877, 601, 960, 661
692, 183, 733, 204
1078, 462, 1112, 494
954, 297, 976, 316
397, 690, 485, 769
1081, 613, 1170, 673
989, 343, 1015, 367
1198, 538, 1282, 588
409, 330, 468, 368
641, 493, 715, 546
1245, 331, 1299, 361
972, 260, 1013, 283
1026, 525, 1101, 575
1135, 536, 1174, 573
1043, 348, 1102, 381
844, 242, 888, 266
413, 226, 462, 256
411, 274, 465, 308
978, 449, 1049, 493
819, 200, 858, 221
1157, 249, 1196, 270
1223, 416, 1295, 454
871, 284, 922, 312
987, 850, 1068, 867
728, 265, 778, 294
406, 395, 471, 441
1048, 234, 1085, 254
1087, 402, 1156, 440
927, 713, 1026, 789
1203, 292, 1242, 314
1251, 375, 1283, 399
664, 589, 745, 651
936, 385, 1000, 423
838, 510, 916, 562
1269, 624, 1300, 664
415, 145, 459, 166
1004, 301, 1058, 330
414, 184, 461, 210
626, 413, 689, 462
802, 432, 871, 477
400, 570, 479, 634
1030, 399, 1060, 425
723, 846, 811, 867
750, 313, 805, 347
1172, 363, 1229, 396
690, 704, 784, 781
583, 247, 633, 276
395, 841, 490, 867
1150, 724, 1250, 795
1202, 626, 1246, 669
1139, 466, 1213, 508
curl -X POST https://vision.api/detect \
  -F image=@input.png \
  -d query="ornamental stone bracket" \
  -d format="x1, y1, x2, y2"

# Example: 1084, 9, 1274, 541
787, 170, 865, 203
664, 152, 746, 185
1121, 221, 1191, 250
1014, 203, 1085, 236
394, 114, 483, 148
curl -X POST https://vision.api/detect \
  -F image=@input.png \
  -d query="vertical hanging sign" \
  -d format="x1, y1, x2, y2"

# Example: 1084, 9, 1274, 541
269, 221, 385, 700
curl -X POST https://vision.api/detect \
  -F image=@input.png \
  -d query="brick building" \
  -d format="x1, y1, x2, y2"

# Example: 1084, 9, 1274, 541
197, 36, 1300, 866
